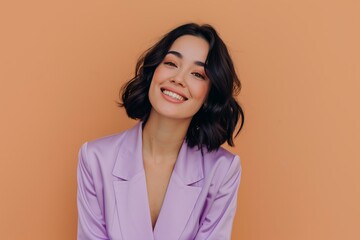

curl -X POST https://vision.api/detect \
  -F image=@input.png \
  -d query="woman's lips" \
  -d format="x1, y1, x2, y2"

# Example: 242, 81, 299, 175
160, 88, 188, 101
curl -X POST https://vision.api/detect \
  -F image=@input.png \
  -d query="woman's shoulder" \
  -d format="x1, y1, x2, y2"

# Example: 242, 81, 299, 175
84, 124, 138, 151
198, 146, 241, 178
84, 130, 127, 152
202, 146, 240, 164
78, 124, 139, 166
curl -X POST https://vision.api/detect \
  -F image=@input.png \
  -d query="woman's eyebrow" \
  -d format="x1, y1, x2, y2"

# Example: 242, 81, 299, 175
167, 50, 182, 58
167, 50, 205, 67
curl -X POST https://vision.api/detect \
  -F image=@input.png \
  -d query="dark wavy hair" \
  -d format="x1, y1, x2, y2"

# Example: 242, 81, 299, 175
119, 23, 244, 151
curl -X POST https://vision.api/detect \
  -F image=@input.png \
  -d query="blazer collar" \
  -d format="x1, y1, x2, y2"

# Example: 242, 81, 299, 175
112, 122, 204, 184
111, 122, 204, 240
111, 122, 144, 180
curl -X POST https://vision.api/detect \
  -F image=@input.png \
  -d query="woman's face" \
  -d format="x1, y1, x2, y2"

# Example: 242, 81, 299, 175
148, 35, 211, 122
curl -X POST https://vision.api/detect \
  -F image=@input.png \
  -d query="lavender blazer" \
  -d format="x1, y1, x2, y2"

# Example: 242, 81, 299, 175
77, 122, 242, 240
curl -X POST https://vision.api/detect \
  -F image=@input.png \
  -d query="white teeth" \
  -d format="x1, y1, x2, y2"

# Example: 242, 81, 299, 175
163, 90, 185, 101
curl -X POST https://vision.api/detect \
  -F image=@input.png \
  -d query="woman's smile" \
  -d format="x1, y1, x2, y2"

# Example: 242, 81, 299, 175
161, 87, 188, 103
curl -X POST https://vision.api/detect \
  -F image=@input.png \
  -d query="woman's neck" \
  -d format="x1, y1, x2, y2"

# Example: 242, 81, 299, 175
142, 110, 191, 165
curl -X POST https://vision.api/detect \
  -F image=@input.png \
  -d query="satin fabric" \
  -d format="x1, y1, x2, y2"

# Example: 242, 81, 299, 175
77, 122, 241, 240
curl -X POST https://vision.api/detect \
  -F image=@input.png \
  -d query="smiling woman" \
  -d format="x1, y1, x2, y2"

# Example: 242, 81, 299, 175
77, 23, 244, 240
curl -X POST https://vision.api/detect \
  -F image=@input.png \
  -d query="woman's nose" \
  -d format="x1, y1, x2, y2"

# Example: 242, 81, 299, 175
171, 70, 186, 87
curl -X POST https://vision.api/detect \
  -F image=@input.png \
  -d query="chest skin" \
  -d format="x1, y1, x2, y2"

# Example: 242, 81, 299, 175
143, 158, 175, 229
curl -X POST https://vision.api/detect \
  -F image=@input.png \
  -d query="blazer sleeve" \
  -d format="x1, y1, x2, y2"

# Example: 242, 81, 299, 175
77, 143, 109, 240
194, 155, 242, 240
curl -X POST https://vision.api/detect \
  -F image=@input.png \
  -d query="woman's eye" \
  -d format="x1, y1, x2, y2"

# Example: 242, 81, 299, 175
164, 61, 177, 67
192, 72, 205, 79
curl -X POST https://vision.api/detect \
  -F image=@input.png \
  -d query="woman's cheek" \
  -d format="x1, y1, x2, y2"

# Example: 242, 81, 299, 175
193, 82, 210, 100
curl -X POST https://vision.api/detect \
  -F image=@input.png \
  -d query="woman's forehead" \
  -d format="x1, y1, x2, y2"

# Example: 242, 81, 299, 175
168, 35, 209, 62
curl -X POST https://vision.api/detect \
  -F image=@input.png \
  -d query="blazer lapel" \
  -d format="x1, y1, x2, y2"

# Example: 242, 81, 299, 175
154, 142, 204, 240
111, 123, 205, 240
112, 123, 154, 240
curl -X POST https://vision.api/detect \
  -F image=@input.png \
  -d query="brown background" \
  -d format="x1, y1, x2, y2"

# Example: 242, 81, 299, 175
1, 0, 359, 239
